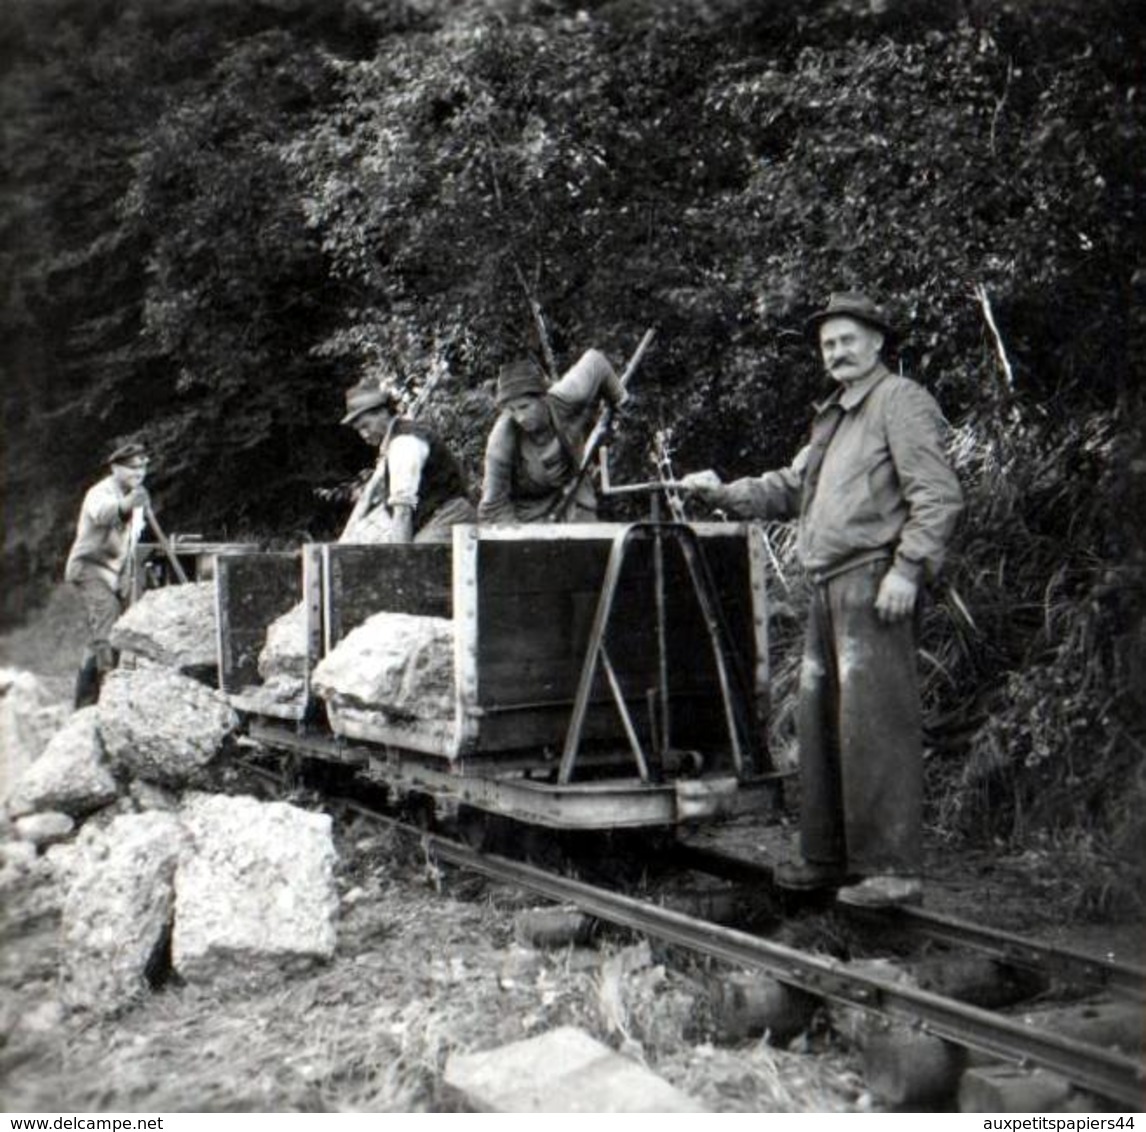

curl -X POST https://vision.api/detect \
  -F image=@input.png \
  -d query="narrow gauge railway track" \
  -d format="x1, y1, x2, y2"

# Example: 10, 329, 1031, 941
420, 834, 1143, 1109
670, 843, 1146, 1002
239, 759, 1144, 1108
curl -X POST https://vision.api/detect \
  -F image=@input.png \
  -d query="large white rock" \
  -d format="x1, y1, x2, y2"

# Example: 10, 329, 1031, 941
257, 602, 308, 681
60, 811, 183, 1013
0, 668, 70, 804
245, 603, 309, 715
98, 668, 238, 786
43, 838, 81, 891
110, 582, 217, 674
172, 793, 337, 986
444, 1026, 706, 1112
14, 811, 75, 847
0, 834, 60, 927
312, 612, 454, 721
6, 707, 118, 818
234, 675, 307, 715
0, 837, 38, 875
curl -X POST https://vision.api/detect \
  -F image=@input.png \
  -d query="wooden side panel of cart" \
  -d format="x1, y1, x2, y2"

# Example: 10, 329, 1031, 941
320, 524, 768, 767
214, 548, 322, 721
464, 524, 766, 761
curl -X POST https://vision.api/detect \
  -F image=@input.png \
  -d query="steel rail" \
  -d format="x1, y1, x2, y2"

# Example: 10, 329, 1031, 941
872, 905, 1146, 1002
671, 843, 1146, 1002
415, 833, 1143, 1107
236, 763, 1143, 1106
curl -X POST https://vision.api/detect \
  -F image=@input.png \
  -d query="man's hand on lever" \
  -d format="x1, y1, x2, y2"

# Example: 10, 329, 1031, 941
678, 469, 723, 500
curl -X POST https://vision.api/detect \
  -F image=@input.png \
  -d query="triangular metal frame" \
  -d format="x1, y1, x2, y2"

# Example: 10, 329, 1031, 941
557, 522, 762, 785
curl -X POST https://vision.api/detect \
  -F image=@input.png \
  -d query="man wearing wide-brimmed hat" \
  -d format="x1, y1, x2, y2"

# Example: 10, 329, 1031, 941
339, 375, 474, 544
64, 441, 151, 706
478, 349, 625, 523
681, 291, 964, 907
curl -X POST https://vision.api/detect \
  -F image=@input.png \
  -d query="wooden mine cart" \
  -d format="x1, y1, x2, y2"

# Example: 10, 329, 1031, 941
130, 535, 260, 604
216, 522, 781, 829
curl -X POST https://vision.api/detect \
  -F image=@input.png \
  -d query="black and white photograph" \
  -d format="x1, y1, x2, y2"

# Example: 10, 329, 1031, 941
1, 0, 1142, 1116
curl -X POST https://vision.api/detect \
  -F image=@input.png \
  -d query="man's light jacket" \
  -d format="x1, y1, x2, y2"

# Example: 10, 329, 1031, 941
712, 363, 963, 583
479, 348, 623, 524
64, 475, 140, 592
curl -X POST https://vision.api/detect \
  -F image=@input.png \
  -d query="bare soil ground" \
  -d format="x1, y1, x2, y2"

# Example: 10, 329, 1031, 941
1, 589, 1141, 1113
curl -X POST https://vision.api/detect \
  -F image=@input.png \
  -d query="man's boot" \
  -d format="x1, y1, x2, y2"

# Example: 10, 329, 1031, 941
74, 657, 101, 708
836, 875, 923, 908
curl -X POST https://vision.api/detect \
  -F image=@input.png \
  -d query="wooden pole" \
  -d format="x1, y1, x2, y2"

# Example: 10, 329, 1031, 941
144, 504, 190, 584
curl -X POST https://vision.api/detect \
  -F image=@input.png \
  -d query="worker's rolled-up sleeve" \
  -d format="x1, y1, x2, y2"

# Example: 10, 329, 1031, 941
550, 348, 621, 409
386, 433, 430, 510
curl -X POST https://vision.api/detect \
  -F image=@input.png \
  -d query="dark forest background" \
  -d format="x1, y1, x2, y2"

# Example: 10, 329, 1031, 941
2, 0, 1143, 906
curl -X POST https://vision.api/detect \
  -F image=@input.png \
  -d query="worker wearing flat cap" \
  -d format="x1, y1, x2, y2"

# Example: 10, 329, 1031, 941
478, 349, 626, 524
64, 441, 151, 706
681, 292, 964, 908
339, 375, 474, 544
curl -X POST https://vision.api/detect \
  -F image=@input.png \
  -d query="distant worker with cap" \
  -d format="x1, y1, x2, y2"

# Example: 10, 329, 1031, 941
681, 292, 964, 907
479, 350, 626, 524
339, 375, 475, 544
64, 441, 151, 707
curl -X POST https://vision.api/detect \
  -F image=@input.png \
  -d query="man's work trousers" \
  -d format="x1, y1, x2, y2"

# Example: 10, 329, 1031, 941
796, 559, 923, 876
71, 567, 124, 707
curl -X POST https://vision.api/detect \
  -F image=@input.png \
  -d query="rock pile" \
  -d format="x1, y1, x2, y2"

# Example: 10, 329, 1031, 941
0, 668, 71, 801
55, 795, 338, 1012
3, 581, 340, 1016
99, 667, 238, 785
6, 707, 117, 824
109, 581, 218, 676
173, 793, 337, 988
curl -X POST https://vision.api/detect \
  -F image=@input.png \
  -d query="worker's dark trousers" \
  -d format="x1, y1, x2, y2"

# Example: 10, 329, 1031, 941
71, 571, 124, 708
796, 559, 923, 876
